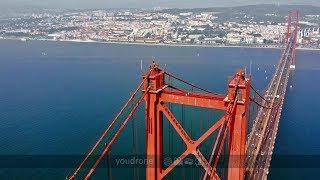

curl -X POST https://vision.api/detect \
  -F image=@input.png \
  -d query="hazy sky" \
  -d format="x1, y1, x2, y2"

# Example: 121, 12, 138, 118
1, 0, 320, 9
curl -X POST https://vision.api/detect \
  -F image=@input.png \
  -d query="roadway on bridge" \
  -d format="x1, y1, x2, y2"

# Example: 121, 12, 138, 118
245, 34, 296, 179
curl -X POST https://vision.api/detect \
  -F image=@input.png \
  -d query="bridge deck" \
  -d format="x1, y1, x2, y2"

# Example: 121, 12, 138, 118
245, 34, 296, 179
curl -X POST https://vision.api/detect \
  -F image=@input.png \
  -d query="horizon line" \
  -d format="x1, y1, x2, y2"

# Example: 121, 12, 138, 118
0, 3, 319, 10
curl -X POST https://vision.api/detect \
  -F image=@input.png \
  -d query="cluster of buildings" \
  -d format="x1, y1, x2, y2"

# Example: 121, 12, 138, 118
298, 27, 320, 45
0, 9, 319, 48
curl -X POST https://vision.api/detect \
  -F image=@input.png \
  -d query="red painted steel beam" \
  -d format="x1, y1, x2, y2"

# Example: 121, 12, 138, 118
159, 102, 226, 179
160, 90, 227, 110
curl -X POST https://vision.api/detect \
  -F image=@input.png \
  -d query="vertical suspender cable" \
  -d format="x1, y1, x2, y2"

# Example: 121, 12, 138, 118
107, 151, 112, 180
181, 104, 185, 180
168, 75, 173, 180
168, 106, 172, 180
131, 102, 137, 180
248, 102, 251, 140
69, 74, 150, 180
192, 110, 194, 180
134, 107, 140, 180
199, 107, 203, 179
84, 89, 149, 180
190, 87, 195, 180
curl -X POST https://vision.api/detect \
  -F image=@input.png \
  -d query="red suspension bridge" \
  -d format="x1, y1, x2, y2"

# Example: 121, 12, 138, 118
67, 10, 299, 180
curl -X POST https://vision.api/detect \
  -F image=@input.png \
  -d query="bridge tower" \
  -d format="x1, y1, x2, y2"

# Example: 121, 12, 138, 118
286, 10, 299, 69
143, 63, 251, 180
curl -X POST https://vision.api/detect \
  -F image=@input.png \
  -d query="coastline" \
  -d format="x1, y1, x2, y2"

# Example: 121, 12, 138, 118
1, 37, 320, 51
38, 39, 286, 50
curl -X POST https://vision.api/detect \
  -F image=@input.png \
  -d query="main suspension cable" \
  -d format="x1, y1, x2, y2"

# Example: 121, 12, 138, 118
250, 85, 270, 103
165, 72, 218, 95
249, 97, 271, 109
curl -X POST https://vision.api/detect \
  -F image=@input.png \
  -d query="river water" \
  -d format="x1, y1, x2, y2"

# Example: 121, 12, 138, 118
0, 39, 319, 179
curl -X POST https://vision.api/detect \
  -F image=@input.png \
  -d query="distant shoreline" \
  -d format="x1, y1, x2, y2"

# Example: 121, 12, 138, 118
1, 37, 320, 51
44, 38, 285, 50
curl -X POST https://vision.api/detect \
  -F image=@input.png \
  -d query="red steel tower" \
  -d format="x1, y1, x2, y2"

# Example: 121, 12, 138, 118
68, 63, 251, 180
286, 10, 299, 69
143, 63, 251, 180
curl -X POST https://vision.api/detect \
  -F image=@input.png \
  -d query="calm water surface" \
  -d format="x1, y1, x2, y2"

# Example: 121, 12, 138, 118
0, 40, 319, 179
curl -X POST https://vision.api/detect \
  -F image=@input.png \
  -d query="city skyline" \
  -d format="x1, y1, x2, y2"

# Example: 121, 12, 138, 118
1, 4, 319, 50
1, 0, 320, 9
